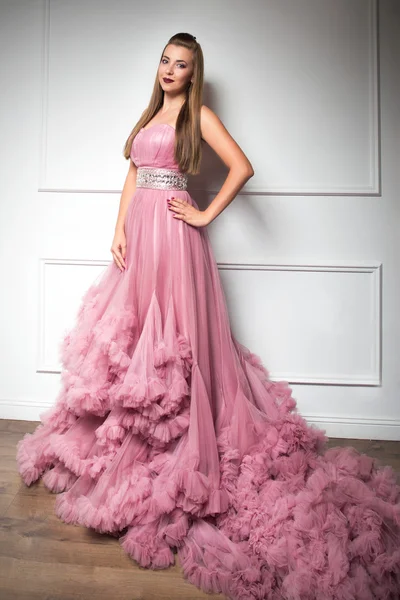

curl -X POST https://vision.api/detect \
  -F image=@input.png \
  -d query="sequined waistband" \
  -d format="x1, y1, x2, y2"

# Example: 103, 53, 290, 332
136, 167, 188, 191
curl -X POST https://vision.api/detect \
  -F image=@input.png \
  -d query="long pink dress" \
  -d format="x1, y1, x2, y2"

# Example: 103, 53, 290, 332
17, 124, 400, 600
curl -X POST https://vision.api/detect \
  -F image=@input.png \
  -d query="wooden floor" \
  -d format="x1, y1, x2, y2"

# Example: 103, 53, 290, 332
1, 418, 399, 600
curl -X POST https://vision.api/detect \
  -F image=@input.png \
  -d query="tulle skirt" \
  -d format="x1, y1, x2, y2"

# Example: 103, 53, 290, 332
17, 186, 400, 599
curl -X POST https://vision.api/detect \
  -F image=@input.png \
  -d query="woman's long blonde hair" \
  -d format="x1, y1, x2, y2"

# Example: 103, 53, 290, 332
123, 32, 204, 175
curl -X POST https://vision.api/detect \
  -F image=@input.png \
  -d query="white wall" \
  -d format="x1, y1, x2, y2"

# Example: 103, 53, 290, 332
1, 0, 399, 439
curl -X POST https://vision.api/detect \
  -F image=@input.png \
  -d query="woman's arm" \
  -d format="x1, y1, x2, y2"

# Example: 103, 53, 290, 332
200, 105, 255, 225
114, 159, 138, 233
111, 159, 137, 272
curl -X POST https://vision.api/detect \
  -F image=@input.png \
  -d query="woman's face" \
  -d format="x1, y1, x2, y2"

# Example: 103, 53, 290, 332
158, 44, 194, 94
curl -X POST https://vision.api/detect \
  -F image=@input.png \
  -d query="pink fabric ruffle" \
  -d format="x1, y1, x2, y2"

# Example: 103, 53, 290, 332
16, 279, 400, 599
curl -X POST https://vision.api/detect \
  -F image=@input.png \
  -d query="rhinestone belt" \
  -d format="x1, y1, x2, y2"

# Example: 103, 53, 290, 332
136, 167, 188, 191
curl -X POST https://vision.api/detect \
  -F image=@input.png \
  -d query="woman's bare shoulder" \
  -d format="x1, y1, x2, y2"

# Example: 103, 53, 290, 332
200, 104, 221, 126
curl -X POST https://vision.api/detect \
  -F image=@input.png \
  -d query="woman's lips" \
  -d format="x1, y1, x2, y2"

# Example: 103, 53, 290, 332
163, 78, 174, 83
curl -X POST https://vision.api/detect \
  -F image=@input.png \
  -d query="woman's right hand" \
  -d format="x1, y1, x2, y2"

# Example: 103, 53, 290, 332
111, 228, 127, 272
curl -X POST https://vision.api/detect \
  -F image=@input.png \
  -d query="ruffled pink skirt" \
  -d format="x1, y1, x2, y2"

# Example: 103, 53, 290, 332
17, 185, 400, 599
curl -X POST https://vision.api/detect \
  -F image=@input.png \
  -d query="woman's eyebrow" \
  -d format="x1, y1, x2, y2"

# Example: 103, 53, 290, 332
162, 54, 187, 64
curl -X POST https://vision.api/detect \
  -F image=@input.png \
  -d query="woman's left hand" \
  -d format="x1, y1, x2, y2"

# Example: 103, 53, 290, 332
167, 197, 210, 228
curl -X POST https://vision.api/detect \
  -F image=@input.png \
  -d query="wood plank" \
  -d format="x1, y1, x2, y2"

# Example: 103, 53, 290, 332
0, 556, 221, 600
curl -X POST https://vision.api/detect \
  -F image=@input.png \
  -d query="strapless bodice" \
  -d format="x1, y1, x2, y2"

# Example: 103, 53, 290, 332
130, 124, 181, 170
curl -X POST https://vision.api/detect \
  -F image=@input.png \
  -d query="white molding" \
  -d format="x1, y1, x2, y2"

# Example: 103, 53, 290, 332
37, 258, 382, 386
37, 257, 110, 374
38, 0, 380, 196
368, 0, 381, 194
236, 0, 380, 196
304, 413, 400, 441
219, 260, 382, 386
38, 0, 50, 192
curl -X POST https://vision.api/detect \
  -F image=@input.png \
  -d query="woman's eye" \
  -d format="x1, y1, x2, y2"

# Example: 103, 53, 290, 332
161, 59, 185, 68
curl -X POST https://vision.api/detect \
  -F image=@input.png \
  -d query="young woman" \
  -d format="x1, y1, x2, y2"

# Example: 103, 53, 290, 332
17, 32, 400, 600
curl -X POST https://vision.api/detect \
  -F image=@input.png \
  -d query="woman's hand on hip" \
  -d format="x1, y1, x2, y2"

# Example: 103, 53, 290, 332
167, 197, 210, 228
